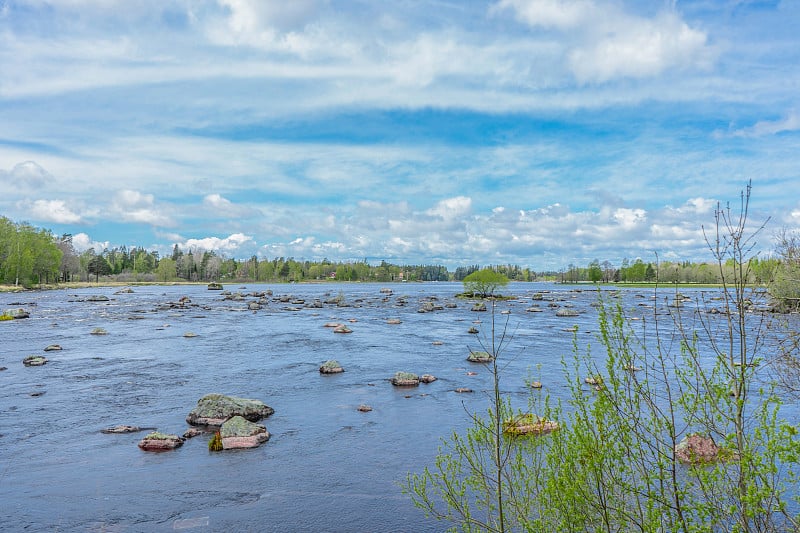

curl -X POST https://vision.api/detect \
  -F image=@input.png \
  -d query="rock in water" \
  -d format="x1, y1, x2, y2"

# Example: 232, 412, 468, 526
186, 393, 274, 426
4, 308, 30, 319
220, 415, 270, 449
319, 360, 344, 374
391, 372, 420, 386
23, 355, 47, 367
138, 432, 184, 451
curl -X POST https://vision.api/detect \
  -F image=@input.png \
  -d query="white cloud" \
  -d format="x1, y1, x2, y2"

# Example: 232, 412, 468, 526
425, 196, 472, 220
569, 11, 710, 84
17, 199, 83, 224
182, 232, 254, 253
202, 193, 261, 218
730, 110, 800, 138
111, 189, 176, 227
613, 207, 647, 229
71, 232, 109, 253
494, 0, 713, 83
0, 161, 54, 188
492, 0, 592, 29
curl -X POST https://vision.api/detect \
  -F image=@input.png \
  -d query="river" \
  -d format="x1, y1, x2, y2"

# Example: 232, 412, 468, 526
0, 282, 788, 532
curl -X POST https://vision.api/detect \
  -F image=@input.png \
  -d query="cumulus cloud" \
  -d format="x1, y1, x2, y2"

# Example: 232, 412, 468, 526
493, 0, 713, 83
425, 196, 472, 220
111, 189, 175, 227
17, 199, 84, 224
181, 232, 254, 253
0, 161, 54, 189
71, 232, 109, 253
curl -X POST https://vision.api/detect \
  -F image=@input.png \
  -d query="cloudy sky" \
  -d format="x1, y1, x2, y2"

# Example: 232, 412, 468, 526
1, 0, 798, 270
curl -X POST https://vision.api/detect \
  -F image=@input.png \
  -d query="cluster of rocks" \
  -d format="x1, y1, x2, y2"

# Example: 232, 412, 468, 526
116, 394, 275, 452
390, 371, 437, 387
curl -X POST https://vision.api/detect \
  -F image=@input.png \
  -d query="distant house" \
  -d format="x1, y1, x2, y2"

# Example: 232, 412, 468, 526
329, 272, 337, 279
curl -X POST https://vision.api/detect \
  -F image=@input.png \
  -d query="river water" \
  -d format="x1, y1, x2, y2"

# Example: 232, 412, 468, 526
0, 282, 789, 532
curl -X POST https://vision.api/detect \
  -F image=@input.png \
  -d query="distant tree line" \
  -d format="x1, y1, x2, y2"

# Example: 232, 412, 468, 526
554, 256, 779, 285
1, 215, 798, 309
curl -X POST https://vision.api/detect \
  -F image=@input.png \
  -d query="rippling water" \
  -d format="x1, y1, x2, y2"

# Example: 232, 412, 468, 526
0, 282, 788, 532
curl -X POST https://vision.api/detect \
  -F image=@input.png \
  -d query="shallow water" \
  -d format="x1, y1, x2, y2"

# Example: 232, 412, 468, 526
0, 282, 788, 531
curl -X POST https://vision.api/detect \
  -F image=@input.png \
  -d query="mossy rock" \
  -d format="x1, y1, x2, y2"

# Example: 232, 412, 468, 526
90, 328, 108, 335
471, 302, 487, 312
4, 308, 29, 319
467, 351, 493, 363
503, 414, 559, 436
138, 432, 184, 451
320, 360, 344, 374
391, 371, 420, 386
207, 282, 223, 290
23, 355, 48, 367
219, 415, 270, 449
186, 393, 274, 426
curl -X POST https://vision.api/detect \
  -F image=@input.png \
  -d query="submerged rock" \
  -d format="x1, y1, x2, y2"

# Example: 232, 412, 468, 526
220, 416, 270, 449
357, 404, 373, 412
90, 328, 108, 335
101, 425, 150, 434
86, 295, 110, 302
186, 393, 274, 426
138, 432, 184, 451
183, 427, 205, 439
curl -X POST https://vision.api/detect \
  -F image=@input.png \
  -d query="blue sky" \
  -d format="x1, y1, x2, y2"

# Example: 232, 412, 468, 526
1, 0, 798, 270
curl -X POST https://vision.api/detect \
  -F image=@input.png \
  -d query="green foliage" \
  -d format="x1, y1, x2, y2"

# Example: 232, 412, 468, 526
406, 185, 800, 533
0, 217, 62, 286
462, 269, 509, 298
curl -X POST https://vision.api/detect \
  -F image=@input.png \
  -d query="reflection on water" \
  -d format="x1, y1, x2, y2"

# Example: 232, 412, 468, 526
0, 282, 786, 531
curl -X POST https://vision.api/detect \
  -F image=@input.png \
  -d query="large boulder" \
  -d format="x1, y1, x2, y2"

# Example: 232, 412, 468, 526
186, 394, 274, 426
220, 416, 270, 449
